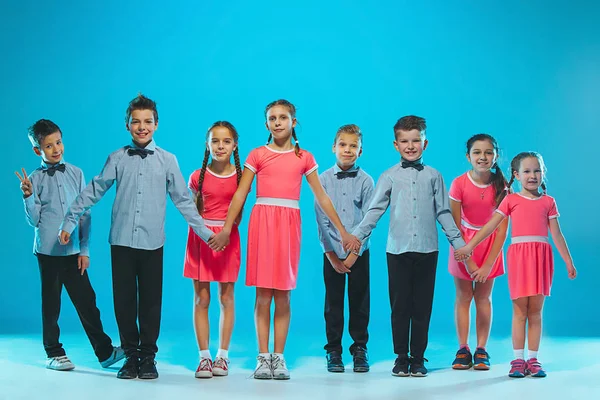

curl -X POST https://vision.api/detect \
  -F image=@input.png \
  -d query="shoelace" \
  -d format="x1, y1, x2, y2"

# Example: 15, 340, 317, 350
271, 354, 286, 370
54, 355, 71, 364
213, 357, 228, 369
248, 355, 271, 378
199, 358, 212, 370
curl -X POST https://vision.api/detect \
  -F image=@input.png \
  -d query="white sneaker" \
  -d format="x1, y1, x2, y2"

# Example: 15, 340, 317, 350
253, 354, 272, 379
271, 354, 290, 380
212, 357, 229, 376
46, 355, 75, 371
194, 358, 213, 378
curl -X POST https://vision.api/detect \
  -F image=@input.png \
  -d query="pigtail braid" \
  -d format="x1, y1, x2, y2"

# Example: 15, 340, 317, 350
195, 148, 210, 214
292, 128, 301, 157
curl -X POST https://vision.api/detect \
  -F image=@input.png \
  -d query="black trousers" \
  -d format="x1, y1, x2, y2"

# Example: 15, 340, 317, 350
111, 245, 163, 358
387, 251, 438, 359
36, 254, 113, 360
323, 250, 370, 354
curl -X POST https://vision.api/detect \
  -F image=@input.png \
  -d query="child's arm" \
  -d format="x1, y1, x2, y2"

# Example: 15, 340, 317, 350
208, 168, 255, 250
16, 168, 41, 227
352, 173, 392, 244
314, 179, 337, 256
306, 171, 361, 252
455, 212, 506, 259
449, 198, 479, 275
471, 218, 508, 283
342, 252, 358, 269
549, 218, 577, 279
166, 156, 215, 243
77, 170, 91, 258
328, 252, 351, 274
434, 174, 467, 252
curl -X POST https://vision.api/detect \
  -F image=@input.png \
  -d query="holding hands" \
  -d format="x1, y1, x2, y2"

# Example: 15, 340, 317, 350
15, 168, 33, 198
208, 231, 230, 251
454, 244, 473, 262
342, 232, 361, 254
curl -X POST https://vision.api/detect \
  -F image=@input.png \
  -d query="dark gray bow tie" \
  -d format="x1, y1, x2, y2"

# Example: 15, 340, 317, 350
336, 170, 358, 179
43, 163, 66, 176
401, 160, 424, 171
127, 147, 154, 159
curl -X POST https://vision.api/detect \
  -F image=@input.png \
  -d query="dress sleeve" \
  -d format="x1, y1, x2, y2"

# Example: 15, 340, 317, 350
244, 148, 260, 173
496, 195, 511, 217
448, 175, 463, 202
303, 151, 318, 176
548, 197, 560, 219
188, 169, 200, 195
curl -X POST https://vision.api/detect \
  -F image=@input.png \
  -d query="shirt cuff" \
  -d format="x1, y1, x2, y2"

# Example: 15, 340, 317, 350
195, 226, 214, 243
451, 237, 467, 250
59, 220, 77, 235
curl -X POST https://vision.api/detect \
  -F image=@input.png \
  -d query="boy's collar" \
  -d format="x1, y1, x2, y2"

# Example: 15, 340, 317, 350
41, 159, 65, 170
130, 140, 157, 151
333, 164, 359, 174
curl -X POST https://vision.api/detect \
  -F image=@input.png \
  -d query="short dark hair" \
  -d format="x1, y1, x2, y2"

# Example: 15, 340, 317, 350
334, 124, 363, 144
28, 119, 61, 147
125, 94, 158, 124
393, 115, 426, 139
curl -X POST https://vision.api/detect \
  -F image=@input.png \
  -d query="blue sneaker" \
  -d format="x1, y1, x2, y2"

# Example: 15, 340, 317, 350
452, 347, 473, 370
473, 348, 490, 370
101, 347, 126, 368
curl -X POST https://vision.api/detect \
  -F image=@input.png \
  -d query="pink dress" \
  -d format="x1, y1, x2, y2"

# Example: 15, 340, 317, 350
244, 146, 318, 290
496, 193, 559, 299
448, 172, 505, 281
183, 168, 241, 283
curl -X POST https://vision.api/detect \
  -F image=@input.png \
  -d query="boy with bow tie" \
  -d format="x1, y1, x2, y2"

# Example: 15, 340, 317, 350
59, 94, 214, 380
16, 119, 124, 372
315, 124, 374, 373
348, 116, 467, 377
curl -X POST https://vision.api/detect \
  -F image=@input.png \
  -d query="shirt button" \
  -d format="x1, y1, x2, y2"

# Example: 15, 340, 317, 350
139, 173, 142, 176
412, 182, 416, 184
138, 192, 141, 194
342, 209, 346, 212
413, 216, 416, 218
413, 233, 417, 236
136, 210, 140, 213
413, 198, 417, 200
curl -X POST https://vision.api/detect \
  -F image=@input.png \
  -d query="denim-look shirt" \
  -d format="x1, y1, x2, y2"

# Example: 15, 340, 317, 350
315, 164, 375, 259
24, 160, 90, 256
352, 162, 466, 254
60, 141, 213, 250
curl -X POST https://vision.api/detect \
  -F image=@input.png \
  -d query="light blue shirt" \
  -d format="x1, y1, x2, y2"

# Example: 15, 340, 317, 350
353, 162, 466, 254
24, 160, 90, 256
315, 164, 375, 259
60, 141, 213, 250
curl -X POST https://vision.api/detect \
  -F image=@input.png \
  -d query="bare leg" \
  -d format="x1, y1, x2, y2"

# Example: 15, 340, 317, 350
526, 295, 545, 352
454, 277, 474, 346
255, 288, 273, 353
473, 279, 494, 348
273, 289, 291, 354
217, 282, 235, 350
511, 297, 529, 353
193, 280, 211, 351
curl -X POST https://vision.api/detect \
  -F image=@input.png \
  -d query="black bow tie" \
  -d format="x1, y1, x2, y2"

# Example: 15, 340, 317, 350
43, 163, 66, 177
401, 160, 424, 171
336, 170, 358, 179
127, 147, 154, 159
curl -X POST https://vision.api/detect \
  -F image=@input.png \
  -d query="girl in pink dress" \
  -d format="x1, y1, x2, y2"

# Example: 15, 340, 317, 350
209, 99, 360, 380
455, 151, 577, 379
183, 121, 242, 379
448, 134, 509, 371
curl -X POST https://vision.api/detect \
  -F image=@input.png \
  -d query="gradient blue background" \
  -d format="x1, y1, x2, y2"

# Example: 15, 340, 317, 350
2, 0, 599, 357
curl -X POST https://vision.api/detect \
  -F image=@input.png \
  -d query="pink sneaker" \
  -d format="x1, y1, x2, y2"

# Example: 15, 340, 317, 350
527, 358, 547, 378
508, 359, 527, 378
213, 357, 229, 376
195, 358, 213, 378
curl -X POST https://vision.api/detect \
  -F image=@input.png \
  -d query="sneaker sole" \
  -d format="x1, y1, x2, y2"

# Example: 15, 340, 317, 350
273, 374, 290, 380
508, 373, 526, 378
391, 372, 410, 377
327, 367, 345, 373
47, 365, 75, 371
353, 367, 369, 373
195, 372, 213, 378
530, 372, 547, 378
452, 364, 472, 370
473, 363, 490, 371
138, 374, 159, 380
212, 369, 228, 377
411, 372, 427, 377
116, 373, 137, 379
253, 374, 272, 380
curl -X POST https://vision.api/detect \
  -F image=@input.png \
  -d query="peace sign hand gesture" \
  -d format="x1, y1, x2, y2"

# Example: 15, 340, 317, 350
15, 168, 33, 198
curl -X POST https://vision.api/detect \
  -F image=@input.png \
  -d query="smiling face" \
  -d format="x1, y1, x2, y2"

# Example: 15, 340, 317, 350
34, 131, 64, 164
127, 109, 157, 147
467, 139, 498, 173
394, 129, 428, 161
265, 105, 296, 142
207, 125, 236, 163
515, 156, 544, 193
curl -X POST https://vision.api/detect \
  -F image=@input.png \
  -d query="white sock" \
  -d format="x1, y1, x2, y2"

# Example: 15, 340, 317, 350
513, 349, 524, 360
272, 352, 284, 359
259, 352, 270, 359
528, 350, 538, 359
217, 348, 229, 359
200, 349, 212, 360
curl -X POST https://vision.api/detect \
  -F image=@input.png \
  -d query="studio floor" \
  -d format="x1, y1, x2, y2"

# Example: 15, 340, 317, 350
1, 334, 598, 400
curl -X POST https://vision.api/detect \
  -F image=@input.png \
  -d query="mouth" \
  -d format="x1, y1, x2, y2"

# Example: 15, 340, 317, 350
215, 152, 226, 157
136, 132, 149, 138
273, 128, 285, 133
52, 153, 62, 159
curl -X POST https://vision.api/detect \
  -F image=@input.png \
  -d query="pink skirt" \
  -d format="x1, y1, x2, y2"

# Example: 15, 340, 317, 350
507, 241, 554, 300
448, 226, 505, 281
245, 204, 301, 290
183, 225, 241, 283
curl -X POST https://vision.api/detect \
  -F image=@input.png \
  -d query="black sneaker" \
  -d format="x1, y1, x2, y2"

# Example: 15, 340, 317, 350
473, 348, 491, 370
352, 347, 369, 373
117, 356, 139, 379
410, 356, 428, 377
326, 351, 344, 373
452, 347, 473, 370
138, 356, 159, 379
391, 354, 410, 377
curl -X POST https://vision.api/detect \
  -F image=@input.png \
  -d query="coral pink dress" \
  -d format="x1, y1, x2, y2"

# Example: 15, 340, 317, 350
183, 168, 241, 283
244, 146, 318, 290
496, 193, 559, 299
448, 172, 505, 281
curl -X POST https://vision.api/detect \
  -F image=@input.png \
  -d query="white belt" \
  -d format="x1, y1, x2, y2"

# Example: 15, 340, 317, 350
255, 197, 300, 209
461, 219, 483, 231
511, 235, 549, 245
204, 219, 225, 227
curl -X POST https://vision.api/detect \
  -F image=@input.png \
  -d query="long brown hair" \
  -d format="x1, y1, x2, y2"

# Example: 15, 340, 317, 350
264, 99, 302, 157
466, 133, 510, 206
196, 121, 242, 214
507, 151, 547, 194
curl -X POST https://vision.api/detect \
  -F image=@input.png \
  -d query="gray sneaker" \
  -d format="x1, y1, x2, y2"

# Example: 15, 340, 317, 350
46, 355, 75, 371
100, 346, 126, 368
253, 354, 272, 379
271, 354, 290, 380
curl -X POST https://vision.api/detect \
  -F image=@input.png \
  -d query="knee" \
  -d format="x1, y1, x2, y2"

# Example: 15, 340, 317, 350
274, 291, 291, 308
194, 292, 210, 309
527, 310, 542, 323
256, 292, 273, 307
474, 292, 491, 307
456, 289, 474, 305
219, 292, 235, 309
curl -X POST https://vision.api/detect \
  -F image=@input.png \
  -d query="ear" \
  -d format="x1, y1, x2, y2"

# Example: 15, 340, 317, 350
265, 121, 269, 131
393, 140, 400, 152
357, 147, 363, 157
422, 138, 429, 150
125, 122, 130, 131
291, 117, 297, 128
154, 121, 159, 130
33, 147, 41, 156
332, 143, 336, 154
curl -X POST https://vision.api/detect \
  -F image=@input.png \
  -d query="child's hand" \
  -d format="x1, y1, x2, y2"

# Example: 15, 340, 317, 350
567, 263, 577, 279
59, 230, 71, 245
78, 256, 90, 275
471, 264, 492, 283
15, 168, 33, 198
343, 253, 358, 269
454, 245, 472, 261
326, 252, 350, 274
208, 231, 230, 251
341, 232, 361, 253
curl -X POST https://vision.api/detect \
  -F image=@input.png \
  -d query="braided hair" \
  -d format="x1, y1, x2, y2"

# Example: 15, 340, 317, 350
466, 134, 510, 206
196, 121, 242, 214
507, 151, 547, 194
264, 99, 302, 157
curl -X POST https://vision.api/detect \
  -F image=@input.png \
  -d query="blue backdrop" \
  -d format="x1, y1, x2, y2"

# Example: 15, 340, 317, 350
3, 0, 599, 352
